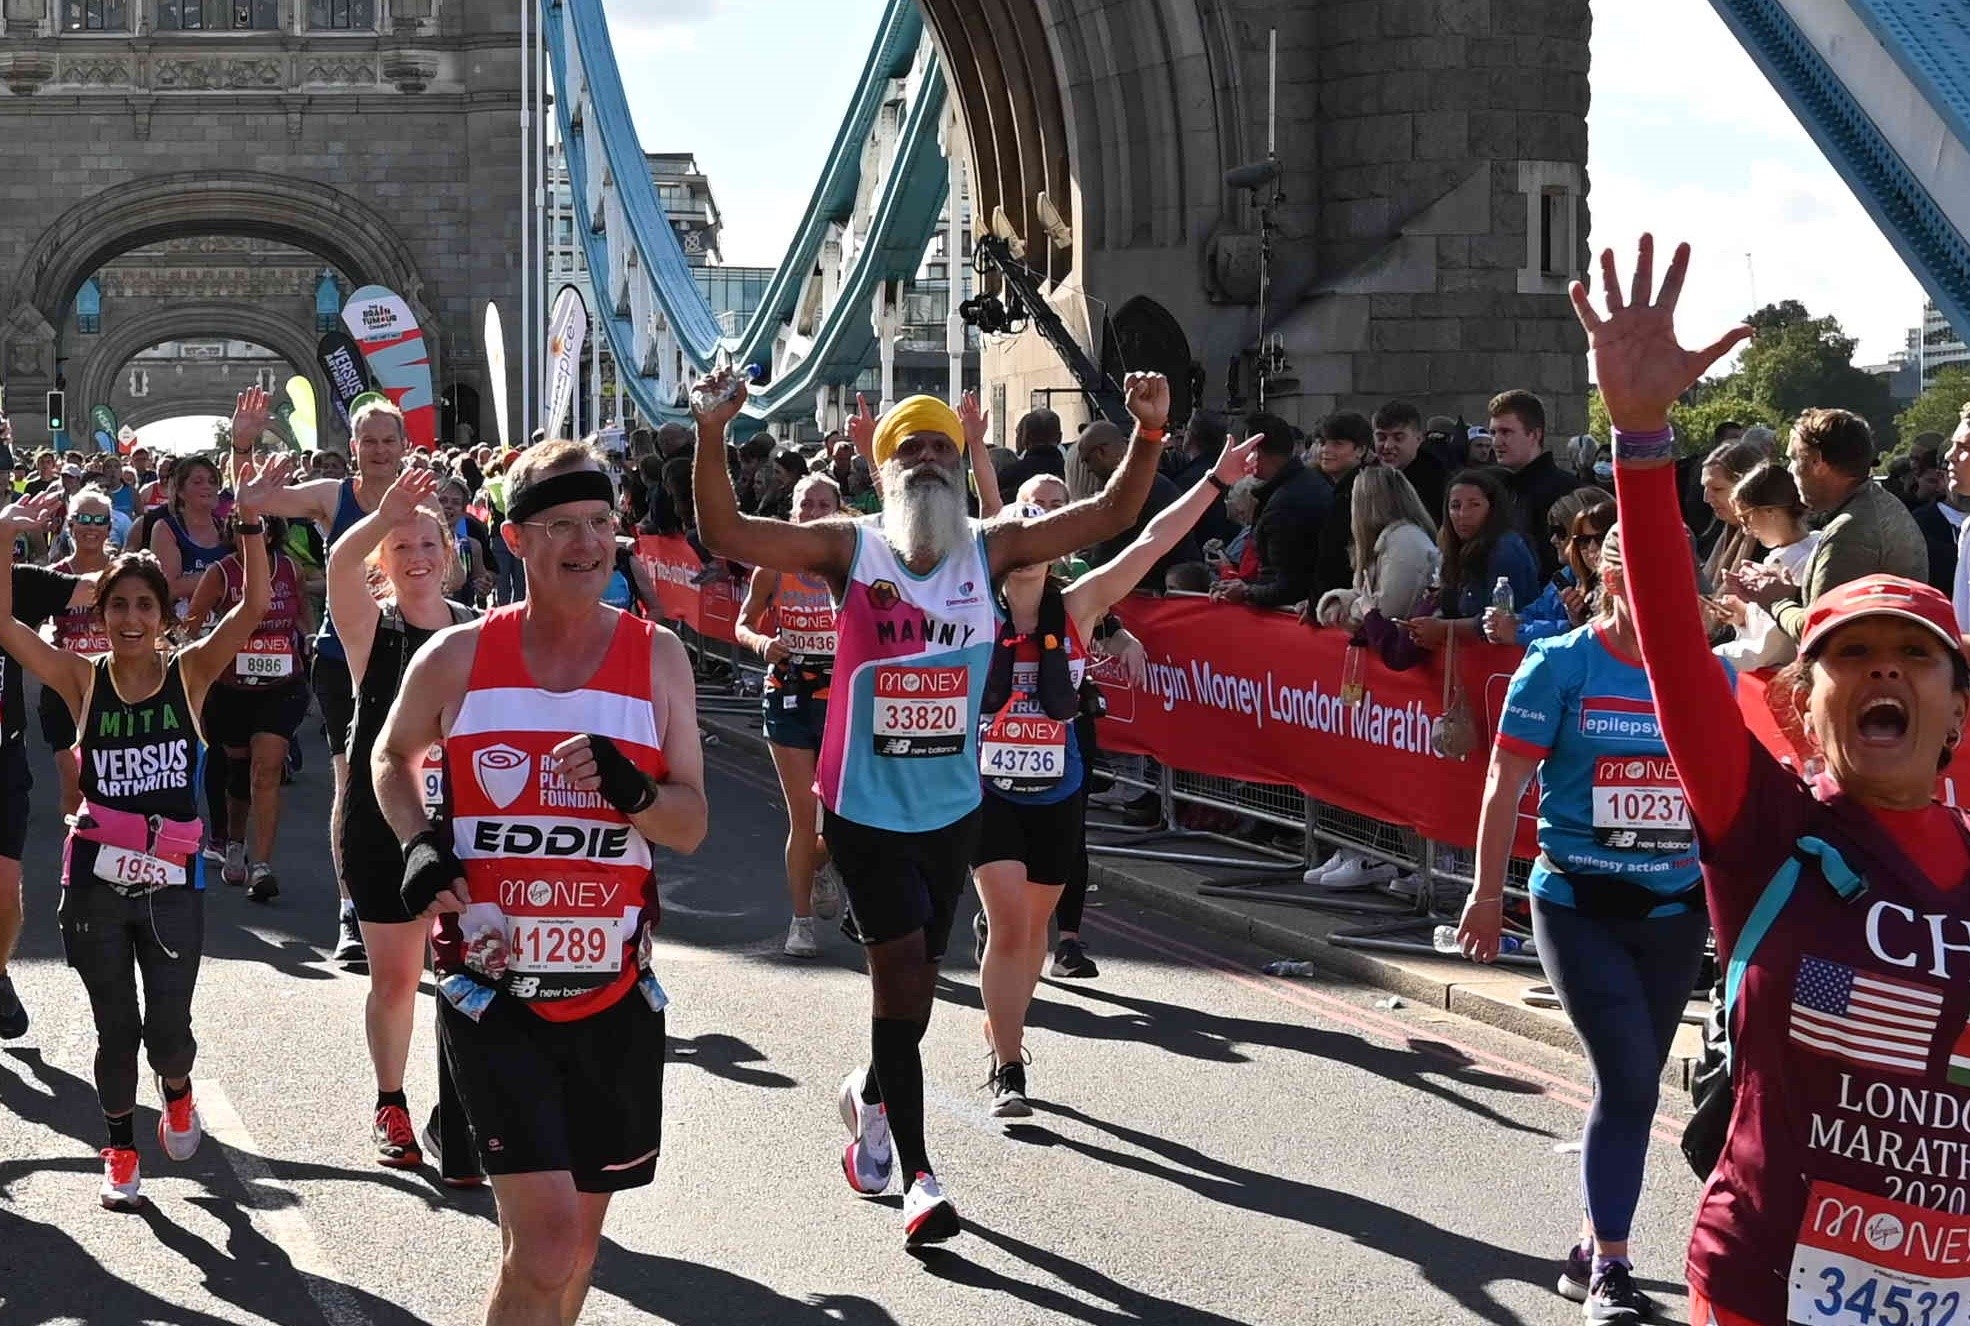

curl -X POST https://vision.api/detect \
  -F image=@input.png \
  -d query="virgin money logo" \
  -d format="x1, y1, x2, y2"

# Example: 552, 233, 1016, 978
474, 744, 531, 809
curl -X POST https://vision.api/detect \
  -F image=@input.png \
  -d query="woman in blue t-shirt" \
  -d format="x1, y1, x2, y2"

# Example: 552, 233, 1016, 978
1454, 522, 1725, 1319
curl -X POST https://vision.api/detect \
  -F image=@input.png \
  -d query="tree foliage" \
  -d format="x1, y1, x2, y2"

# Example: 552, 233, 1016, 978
1894, 366, 1970, 448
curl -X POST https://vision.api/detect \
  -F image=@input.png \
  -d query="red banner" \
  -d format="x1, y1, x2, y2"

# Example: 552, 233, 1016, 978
633, 534, 738, 644
1095, 596, 1527, 849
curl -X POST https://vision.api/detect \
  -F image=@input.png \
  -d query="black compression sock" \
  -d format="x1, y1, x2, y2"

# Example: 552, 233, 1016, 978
870, 1016, 930, 1180
377, 1089, 408, 1111
160, 1079, 190, 1103
105, 1112, 135, 1150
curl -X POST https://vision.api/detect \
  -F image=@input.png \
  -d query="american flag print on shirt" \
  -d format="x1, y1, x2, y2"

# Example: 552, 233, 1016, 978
1789, 955, 1943, 1076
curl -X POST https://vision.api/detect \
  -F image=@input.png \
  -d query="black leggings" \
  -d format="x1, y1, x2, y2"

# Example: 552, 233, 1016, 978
1532, 897, 1707, 1244
1055, 846, 1089, 933
58, 882, 205, 1116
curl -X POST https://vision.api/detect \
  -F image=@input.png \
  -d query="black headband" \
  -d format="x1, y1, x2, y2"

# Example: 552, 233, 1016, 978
506, 468, 615, 524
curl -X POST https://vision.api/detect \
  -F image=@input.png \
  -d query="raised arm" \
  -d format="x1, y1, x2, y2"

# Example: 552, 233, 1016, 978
960, 392, 1001, 519
0, 498, 91, 712
328, 466, 439, 681
182, 456, 293, 699
988, 373, 1170, 579
690, 370, 855, 581
1066, 432, 1261, 629
1576, 237, 1754, 838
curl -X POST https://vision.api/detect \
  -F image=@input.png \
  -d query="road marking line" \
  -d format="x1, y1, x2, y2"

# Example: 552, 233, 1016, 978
1087, 911, 1686, 1147
198, 1080, 373, 1326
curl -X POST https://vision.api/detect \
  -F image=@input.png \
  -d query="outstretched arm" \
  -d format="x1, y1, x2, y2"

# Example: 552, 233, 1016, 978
690, 370, 855, 581
960, 392, 1001, 519
328, 466, 439, 681
1576, 236, 1754, 838
1066, 433, 1262, 630
0, 497, 92, 712
988, 373, 1170, 578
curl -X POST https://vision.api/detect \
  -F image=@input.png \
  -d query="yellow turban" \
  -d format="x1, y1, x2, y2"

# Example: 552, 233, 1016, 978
871, 395, 965, 467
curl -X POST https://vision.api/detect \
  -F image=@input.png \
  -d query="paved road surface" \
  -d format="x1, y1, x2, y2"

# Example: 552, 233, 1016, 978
0, 707, 1706, 1324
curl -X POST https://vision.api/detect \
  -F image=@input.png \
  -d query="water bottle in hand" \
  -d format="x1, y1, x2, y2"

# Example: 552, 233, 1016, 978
1491, 576, 1515, 613
1434, 924, 1525, 957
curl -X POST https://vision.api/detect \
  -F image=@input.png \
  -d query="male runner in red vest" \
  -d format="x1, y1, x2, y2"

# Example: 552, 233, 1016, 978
373, 439, 706, 1326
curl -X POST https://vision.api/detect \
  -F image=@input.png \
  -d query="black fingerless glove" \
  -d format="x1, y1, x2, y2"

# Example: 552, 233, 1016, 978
587, 733, 657, 815
401, 828, 464, 917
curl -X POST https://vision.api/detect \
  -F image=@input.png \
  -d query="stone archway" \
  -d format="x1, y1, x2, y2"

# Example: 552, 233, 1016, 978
1, 171, 433, 446
1108, 295, 1197, 421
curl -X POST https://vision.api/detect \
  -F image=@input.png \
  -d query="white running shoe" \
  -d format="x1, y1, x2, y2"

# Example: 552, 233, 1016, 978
784, 916, 820, 958
810, 861, 844, 921
100, 1146, 142, 1211
1309, 849, 1397, 892
156, 1077, 204, 1162
1387, 870, 1426, 902
838, 1066, 893, 1196
222, 840, 248, 887
902, 1171, 961, 1246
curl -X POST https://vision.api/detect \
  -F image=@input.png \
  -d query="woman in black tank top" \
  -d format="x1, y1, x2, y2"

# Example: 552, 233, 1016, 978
0, 458, 288, 1211
326, 466, 480, 1180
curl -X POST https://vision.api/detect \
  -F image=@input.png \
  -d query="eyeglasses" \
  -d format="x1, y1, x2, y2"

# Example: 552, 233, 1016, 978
516, 514, 616, 542
1571, 533, 1604, 547
71, 513, 110, 527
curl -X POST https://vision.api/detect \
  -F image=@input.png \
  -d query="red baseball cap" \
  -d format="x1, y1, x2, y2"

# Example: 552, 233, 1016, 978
1799, 575, 1967, 660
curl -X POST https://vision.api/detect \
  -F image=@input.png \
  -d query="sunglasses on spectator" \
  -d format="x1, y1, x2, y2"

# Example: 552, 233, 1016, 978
71, 513, 110, 527
1571, 532, 1604, 547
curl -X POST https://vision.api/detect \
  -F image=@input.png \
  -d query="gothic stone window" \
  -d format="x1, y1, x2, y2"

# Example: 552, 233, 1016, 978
63, 0, 129, 31
308, 0, 374, 29
157, 0, 279, 30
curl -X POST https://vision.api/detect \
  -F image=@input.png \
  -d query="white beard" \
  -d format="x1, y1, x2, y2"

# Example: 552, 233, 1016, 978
880, 459, 969, 565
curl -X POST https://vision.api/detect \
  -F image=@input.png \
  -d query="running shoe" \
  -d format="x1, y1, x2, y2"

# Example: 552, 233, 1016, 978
0, 973, 29, 1039
1582, 1262, 1655, 1323
332, 908, 367, 969
784, 916, 819, 958
837, 1066, 893, 1196
972, 911, 988, 965
422, 1108, 486, 1189
247, 863, 279, 904
902, 1171, 960, 1246
809, 860, 844, 921
156, 1078, 204, 1162
222, 840, 248, 887
373, 1104, 422, 1169
1049, 938, 1098, 979
988, 1061, 1031, 1118
99, 1146, 143, 1211
1307, 848, 1396, 892
1557, 1242, 1592, 1303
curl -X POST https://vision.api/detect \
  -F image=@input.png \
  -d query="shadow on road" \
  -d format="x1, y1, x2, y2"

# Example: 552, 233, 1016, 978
669, 1031, 797, 1089
933, 974, 1552, 1138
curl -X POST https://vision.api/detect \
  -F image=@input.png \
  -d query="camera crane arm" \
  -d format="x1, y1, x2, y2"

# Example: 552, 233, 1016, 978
968, 235, 1131, 429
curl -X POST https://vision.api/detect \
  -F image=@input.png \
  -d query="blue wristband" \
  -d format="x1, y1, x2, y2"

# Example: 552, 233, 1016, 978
1612, 425, 1676, 463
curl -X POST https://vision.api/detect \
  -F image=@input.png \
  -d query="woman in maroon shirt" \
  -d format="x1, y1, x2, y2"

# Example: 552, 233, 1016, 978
1584, 236, 1970, 1326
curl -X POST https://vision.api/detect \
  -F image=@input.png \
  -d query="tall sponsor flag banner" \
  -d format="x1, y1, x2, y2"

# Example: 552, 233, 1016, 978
340, 284, 437, 450
93, 430, 114, 454
543, 285, 588, 442
284, 375, 318, 452
317, 330, 374, 428
90, 405, 118, 442
483, 302, 509, 450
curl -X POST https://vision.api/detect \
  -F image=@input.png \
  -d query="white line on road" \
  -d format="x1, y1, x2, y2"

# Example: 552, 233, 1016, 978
198, 1079, 374, 1326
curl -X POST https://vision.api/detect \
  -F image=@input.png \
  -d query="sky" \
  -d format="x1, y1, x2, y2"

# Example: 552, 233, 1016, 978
602, 0, 1927, 366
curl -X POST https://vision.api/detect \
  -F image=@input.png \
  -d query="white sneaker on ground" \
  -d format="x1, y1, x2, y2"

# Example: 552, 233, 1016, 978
838, 1066, 893, 1196
1308, 849, 1397, 891
99, 1146, 142, 1211
784, 916, 820, 958
1387, 870, 1426, 901
902, 1171, 961, 1246
810, 861, 844, 921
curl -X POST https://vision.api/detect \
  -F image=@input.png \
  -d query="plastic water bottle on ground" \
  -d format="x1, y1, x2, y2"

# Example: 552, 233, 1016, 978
1433, 924, 1528, 957
1262, 960, 1320, 977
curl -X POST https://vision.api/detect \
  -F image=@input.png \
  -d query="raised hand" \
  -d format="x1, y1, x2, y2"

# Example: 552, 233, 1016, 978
846, 392, 877, 467
957, 390, 990, 451
690, 369, 747, 431
1123, 372, 1170, 433
233, 452, 297, 519
231, 385, 272, 453
1569, 236, 1752, 437
379, 465, 440, 526
1213, 433, 1263, 487
0, 488, 62, 538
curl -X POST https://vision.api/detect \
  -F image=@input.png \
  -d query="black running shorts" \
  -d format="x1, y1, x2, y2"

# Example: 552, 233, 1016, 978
37, 683, 76, 752
821, 807, 980, 960
438, 987, 665, 1193
310, 652, 356, 758
972, 787, 1088, 887
0, 744, 28, 861
204, 680, 311, 749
